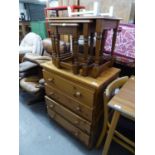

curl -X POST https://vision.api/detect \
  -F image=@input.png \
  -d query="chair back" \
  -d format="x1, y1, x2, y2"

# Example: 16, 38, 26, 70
102, 76, 129, 140
103, 76, 129, 133
104, 76, 129, 103
19, 32, 43, 55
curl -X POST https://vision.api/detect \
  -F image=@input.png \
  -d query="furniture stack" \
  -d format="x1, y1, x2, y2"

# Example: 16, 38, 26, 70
47, 16, 121, 78
19, 21, 31, 43
41, 16, 121, 148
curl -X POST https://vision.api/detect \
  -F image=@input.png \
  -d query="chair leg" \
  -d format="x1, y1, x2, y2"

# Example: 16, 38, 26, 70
96, 122, 107, 148
102, 111, 120, 155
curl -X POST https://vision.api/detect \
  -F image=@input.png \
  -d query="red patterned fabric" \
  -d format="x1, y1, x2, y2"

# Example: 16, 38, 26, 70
104, 24, 135, 67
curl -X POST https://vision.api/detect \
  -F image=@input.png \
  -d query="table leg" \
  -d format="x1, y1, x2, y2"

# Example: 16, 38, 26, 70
83, 23, 89, 61
72, 27, 79, 74
102, 111, 120, 155
81, 23, 89, 76
51, 26, 60, 68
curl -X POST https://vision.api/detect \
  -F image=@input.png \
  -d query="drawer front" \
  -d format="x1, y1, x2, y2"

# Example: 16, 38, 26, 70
47, 108, 90, 146
45, 96, 91, 134
45, 84, 93, 122
43, 69, 95, 107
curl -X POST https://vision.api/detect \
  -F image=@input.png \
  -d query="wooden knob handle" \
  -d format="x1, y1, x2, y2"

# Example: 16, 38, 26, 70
49, 104, 54, 108
49, 92, 55, 96
48, 78, 54, 82
74, 91, 81, 97
76, 106, 81, 111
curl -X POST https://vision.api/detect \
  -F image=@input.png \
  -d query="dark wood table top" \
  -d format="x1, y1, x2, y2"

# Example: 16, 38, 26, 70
46, 16, 122, 21
108, 77, 135, 120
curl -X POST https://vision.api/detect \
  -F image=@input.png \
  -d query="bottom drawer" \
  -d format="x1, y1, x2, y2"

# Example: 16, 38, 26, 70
45, 96, 91, 134
47, 108, 91, 147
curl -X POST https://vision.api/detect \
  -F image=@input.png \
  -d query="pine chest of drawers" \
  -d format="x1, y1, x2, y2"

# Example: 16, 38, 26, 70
42, 61, 120, 148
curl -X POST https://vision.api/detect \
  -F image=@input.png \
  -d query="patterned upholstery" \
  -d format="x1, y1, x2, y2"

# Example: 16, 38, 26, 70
104, 24, 135, 67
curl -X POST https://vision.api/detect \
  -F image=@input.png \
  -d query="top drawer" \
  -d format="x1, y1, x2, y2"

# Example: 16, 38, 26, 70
43, 69, 95, 107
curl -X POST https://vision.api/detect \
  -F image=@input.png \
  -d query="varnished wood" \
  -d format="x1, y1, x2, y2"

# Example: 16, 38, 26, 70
43, 69, 95, 107
41, 61, 120, 91
45, 96, 92, 134
45, 84, 95, 121
108, 77, 135, 119
101, 77, 135, 154
48, 16, 121, 77
102, 111, 120, 155
42, 61, 120, 147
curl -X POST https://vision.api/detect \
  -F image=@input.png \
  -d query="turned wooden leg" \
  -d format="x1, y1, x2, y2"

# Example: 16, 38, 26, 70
102, 111, 120, 155
72, 27, 79, 74
81, 23, 89, 76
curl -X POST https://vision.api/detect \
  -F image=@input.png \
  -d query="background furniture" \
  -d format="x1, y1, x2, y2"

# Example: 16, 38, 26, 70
59, 0, 135, 23
19, 32, 43, 63
102, 76, 135, 155
41, 61, 120, 148
19, 38, 52, 103
67, 4, 114, 17
104, 23, 135, 67
19, 21, 31, 43
45, 0, 85, 36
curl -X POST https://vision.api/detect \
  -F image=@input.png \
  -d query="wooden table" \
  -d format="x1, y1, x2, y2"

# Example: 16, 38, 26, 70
47, 16, 121, 78
102, 77, 135, 155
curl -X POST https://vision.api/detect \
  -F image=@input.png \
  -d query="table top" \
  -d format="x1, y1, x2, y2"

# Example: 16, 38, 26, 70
108, 77, 135, 120
46, 16, 122, 21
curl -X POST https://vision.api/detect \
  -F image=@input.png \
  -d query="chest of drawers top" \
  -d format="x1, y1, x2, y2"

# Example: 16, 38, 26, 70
41, 61, 120, 90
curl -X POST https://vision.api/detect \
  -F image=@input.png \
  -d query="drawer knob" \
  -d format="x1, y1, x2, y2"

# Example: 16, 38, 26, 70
48, 78, 54, 83
76, 106, 81, 111
74, 91, 81, 97
49, 92, 55, 96
49, 104, 55, 108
